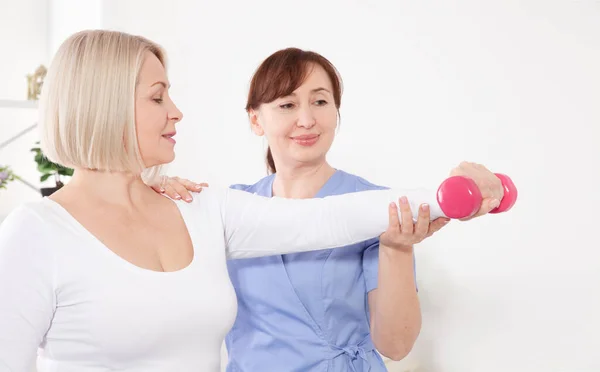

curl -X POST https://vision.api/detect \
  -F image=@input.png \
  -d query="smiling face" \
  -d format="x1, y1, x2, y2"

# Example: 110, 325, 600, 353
134, 52, 183, 168
249, 63, 340, 170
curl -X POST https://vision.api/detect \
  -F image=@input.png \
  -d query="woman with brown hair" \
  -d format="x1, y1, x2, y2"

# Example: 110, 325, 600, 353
163, 48, 505, 372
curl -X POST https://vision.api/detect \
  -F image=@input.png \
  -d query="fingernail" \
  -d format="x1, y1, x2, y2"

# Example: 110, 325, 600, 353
195, 184, 202, 189
491, 199, 500, 209
185, 197, 193, 202
400, 196, 408, 204
443, 218, 450, 224
159, 188, 165, 193
421, 204, 429, 211
174, 194, 181, 200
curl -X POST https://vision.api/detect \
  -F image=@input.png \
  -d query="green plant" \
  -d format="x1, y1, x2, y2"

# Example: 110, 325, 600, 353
31, 142, 74, 184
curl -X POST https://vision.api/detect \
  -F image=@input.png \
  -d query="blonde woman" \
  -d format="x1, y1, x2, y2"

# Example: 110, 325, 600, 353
0, 30, 504, 371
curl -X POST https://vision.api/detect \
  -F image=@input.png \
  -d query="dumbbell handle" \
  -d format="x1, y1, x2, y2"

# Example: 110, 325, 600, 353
396, 173, 517, 221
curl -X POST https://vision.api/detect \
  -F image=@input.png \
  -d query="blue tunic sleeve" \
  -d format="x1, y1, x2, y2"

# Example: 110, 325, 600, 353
362, 238, 418, 293
362, 238, 380, 293
355, 178, 418, 293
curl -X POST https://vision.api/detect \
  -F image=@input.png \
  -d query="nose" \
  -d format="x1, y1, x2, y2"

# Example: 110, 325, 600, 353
296, 105, 316, 129
168, 100, 183, 123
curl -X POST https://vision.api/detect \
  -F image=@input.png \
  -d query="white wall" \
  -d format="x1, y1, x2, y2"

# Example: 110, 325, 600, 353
0, 0, 49, 101
0, 0, 101, 221
0, 0, 49, 220
2, 0, 600, 371
48, 0, 102, 58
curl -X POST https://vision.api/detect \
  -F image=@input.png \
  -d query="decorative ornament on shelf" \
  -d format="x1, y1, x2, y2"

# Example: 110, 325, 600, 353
26, 64, 47, 101
0, 65, 54, 196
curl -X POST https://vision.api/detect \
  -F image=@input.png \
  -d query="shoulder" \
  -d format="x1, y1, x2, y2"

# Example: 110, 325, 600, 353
336, 170, 389, 192
0, 200, 57, 260
177, 186, 226, 211
0, 200, 53, 235
229, 174, 274, 194
178, 185, 261, 216
229, 183, 254, 192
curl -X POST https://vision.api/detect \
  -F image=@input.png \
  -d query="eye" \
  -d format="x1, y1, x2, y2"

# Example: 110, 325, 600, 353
315, 99, 328, 106
153, 98, 163, 104
279, 103, 295, 109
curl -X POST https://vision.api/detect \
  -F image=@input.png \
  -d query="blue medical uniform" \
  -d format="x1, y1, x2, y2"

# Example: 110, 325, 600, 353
225, 170, 401, 372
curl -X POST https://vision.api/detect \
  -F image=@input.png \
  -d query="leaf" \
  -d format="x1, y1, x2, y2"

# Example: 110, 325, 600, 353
29, 140, 74, 182
57, 168, 74, 176
38, 163, 53, 173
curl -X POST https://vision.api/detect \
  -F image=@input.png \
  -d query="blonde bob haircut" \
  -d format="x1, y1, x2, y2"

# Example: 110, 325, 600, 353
39, 29, 167, 183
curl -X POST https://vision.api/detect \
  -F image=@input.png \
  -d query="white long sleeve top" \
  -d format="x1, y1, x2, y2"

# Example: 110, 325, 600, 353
0, 186, 441, 372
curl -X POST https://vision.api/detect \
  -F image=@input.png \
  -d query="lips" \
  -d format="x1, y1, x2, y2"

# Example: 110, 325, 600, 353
291, 134, 319, 146
162, 132, 176, 144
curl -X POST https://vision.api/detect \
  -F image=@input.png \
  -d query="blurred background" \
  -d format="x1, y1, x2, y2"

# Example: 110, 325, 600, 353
1, 0, 599, 371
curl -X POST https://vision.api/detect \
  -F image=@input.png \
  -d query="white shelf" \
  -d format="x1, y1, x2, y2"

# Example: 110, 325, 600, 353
0, 99, 38, 109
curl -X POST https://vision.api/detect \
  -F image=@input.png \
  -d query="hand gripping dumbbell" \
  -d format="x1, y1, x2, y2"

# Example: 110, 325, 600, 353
435, 173, 518, 219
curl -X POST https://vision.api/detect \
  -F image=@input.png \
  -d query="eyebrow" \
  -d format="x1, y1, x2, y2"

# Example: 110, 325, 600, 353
151, 81, 171, 89
288, 87, 331, 96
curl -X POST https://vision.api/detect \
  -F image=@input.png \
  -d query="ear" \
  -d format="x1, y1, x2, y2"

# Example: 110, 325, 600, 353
248, 109, 264, 136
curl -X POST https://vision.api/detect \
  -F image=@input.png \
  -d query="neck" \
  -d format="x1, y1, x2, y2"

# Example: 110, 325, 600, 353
57, 168, 156, 209
272, 161, 336, 199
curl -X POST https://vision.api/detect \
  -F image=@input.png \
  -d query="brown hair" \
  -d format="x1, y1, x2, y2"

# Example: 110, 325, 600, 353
246, 48, 343, 174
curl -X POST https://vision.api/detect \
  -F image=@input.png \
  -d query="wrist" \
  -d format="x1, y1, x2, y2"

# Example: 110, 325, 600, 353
380, 243, 414, 258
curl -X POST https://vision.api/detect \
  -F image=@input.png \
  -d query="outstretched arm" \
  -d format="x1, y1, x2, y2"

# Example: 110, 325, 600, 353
158, 162, 513, 259
220, 186, 440, 259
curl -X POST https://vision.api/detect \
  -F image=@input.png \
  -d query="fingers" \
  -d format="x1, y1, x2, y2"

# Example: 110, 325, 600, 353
150, 184, 164, 194
461, 197, 500, 220
388, 202, 401, 232
427, 217, 450, 236
451, 161, 505, 204
381, 198, 450, 249
175, 177, 208, 192
162, 177, 208, 203
414, 204, 430, 240
162, 183, 182, 201
473, 163, 503, 201
170, 181, 194, 202
479, 197, 501, 216
150, 175, 168, 194
493, 176, 504, 202
399, 196, 414, 235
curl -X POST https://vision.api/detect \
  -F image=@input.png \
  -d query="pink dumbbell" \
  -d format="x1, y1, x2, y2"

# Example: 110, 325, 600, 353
436, 173, 518, 219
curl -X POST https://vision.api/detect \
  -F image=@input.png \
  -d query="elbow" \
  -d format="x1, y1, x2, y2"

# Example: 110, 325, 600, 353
375, 341, 414, 361
372, 325, 420, 361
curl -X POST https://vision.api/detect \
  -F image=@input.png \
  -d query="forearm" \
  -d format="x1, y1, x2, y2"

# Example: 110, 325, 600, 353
223, 187, 442, 259
371, 245, 422, 361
